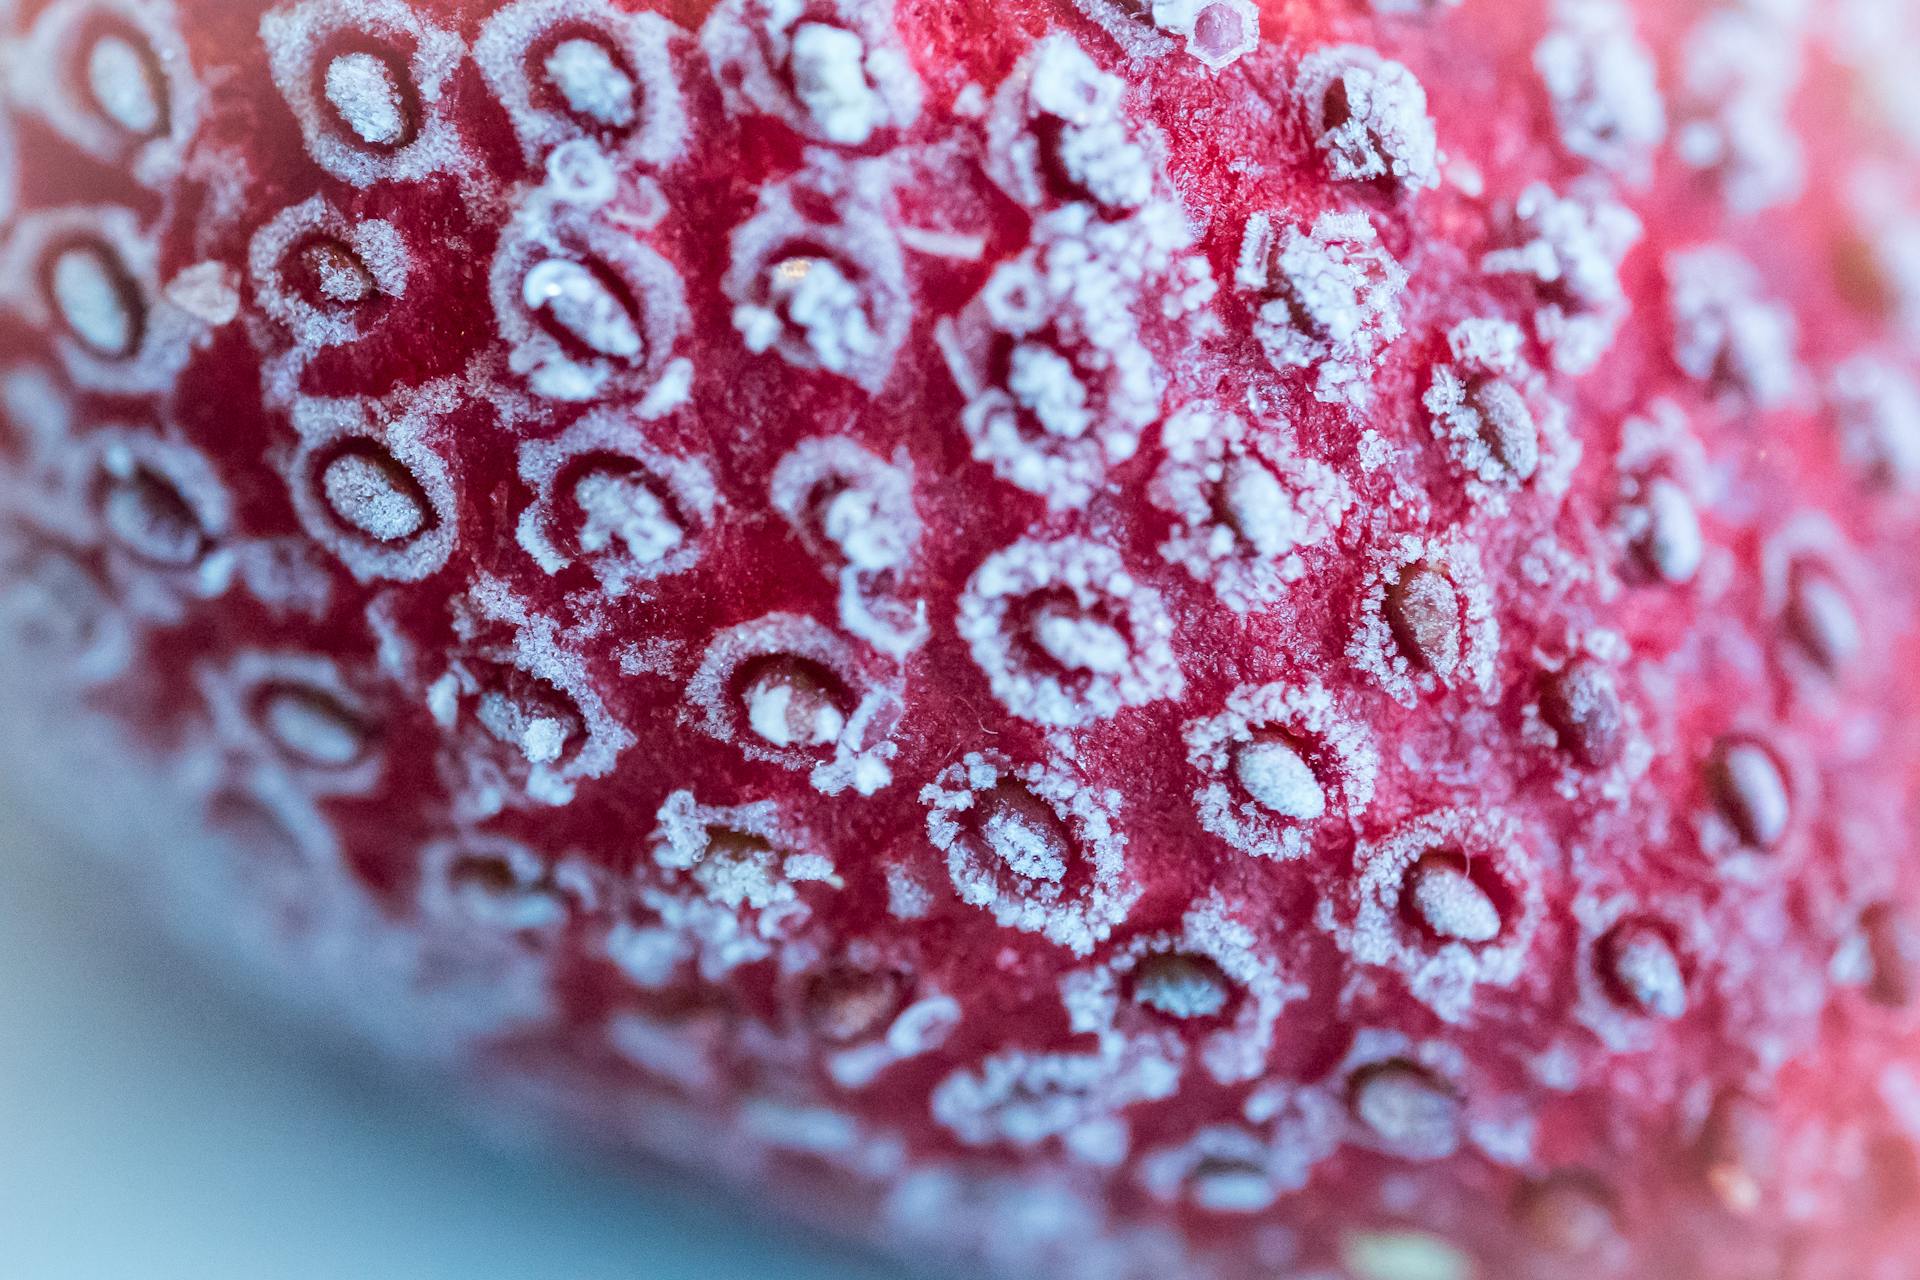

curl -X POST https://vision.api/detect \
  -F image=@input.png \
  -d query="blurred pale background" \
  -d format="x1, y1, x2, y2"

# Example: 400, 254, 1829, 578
0, 792, 904, 1280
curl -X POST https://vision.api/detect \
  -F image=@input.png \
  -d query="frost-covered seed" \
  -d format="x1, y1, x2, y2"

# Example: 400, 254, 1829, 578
1032, 605, 1131, 676
1233, 734, 1326, 821
1216, 458, 1292, 558
1130, 953, 1231, 1020
443, 851, 566, 931
788, 23, 885, 145
101, 467, 204, 565
50, 245, 139, 357
1406, 855, 1502, 943
1469, 379, 1540, 480
972, 785, 1071, 883
571, 467, 682, 566
302, 241, 377, 305
476, 679, 583, 767
1515, 1173, 1617, 1254
324, 51, 411, 147
321, 449, 430, 544
86, 34, 165, 136
1697, 1090, 1773, 1214
740, 659, 846, 750
1342, 1231, 1473, 1280
1349, 1060, 1459, 1149
1599, 918, 1686, 1018
802, 964, 906, 1043
1863, 903, 1918, 1009
523, 258, 644, 359
259, 686, 368, 768
1786, 566, 1860, 675
1539, 660, 1625, 768
1708, 739, 1790, 849
1386, 564, 1462, 678
1186, 1156, 1274, 1212
1632, 478, 1704, 585
545, 38, 637, 129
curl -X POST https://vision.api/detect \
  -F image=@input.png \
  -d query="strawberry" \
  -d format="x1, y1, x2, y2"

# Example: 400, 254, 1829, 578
3, 0, 1920, 1277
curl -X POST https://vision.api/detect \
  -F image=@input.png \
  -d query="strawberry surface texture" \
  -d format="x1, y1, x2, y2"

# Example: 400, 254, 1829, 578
4, 0, 1920, 1276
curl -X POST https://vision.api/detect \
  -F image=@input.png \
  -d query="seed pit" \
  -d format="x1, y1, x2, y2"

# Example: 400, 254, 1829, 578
1128, 951, 1232, 1020
1785, 562, 1860, 675
83, 29, 168, 137
318, 442, 433, 546
523, 256, 646, 362
319, 46, 419, 150
538, 34, 639, 130
97, 463, 205, 566
443, 849, 568, 931
1697, 1090, 1772, 1215
1468, 377, 1540, 481
963, 782, 1074, 885
559, 455, 684, 568
45, 241, 144, 358
298, 237, 378, 307
1403, 850, 1505, 944
1348, 1059, 1460, 1152
1539, 659, 1626, 769
1514, 1171, 1617, 1255
253, 682, 370, 769
1707, 738, 1790, 850
1630, 478, 1703, 585
1862, 902, 1917, 1009
1232, 731, 1326, 821
1386, 563, 1462, 678
734, 654, 849, 751
1597, 917, 1687, 1018
473, 666, 586, 768
801, 963, 907, 1043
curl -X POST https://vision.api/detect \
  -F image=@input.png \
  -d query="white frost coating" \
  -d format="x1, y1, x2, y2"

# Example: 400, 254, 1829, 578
931, 1044, 1175, 1149
1674, 8, 1805, 215
260, 0, 467, 187
418, 832, 603, 941
10, 0, 203, 187
72, 426, 236, 623
1422, 318, 1578, 512
701, 0, 922, 145
249, 197, 410, 350
1534, 0, 1667, 178
1295, 46, 1439, 190
0, 205, 198, 394
489, 187, 686, 402
1061, 893, 1300, 1086
726, 158, 911, 392
516, 410, 717, 598
1667, 246, 1800, 408
943, 207, 1185, 509
433, 576, 636, 815
282, 388, 457, 584
1149, 404, 1353, 612
768, 436, 927, 657
1319, 808, 1545, 1024
1185, 680, 1378, 862
1347, 532, 1500, 707
1481, 181, 1643, 375
684, 612, 901, 797
474, 0, 685, 169
1830, 356, 1920, 490
958, 536, 1181, 728
1237, 210, 1406, 409
198, 651, 383, 797
922, 751, 1139, 955
0, 530, 135, 687
985, 35, 1157, 213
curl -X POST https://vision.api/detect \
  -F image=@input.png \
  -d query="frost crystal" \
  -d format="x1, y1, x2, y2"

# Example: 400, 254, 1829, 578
1237, 210, 1406, 409
1295, 46, 1439, 190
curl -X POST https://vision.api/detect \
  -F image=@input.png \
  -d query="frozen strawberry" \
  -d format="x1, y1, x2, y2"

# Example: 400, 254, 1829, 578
4, 0, 1920, 1278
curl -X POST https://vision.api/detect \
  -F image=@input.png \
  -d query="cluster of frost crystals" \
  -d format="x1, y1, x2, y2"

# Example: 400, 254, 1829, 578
700, 0, 921, 146
1347, 531, 1501, 707
726, 157, 911, 392
1673, 8, 1805, 215
768, 436, 927, 657
609, 790, 841, 985
1320, 808, 1545, 1023
1185, 680, 1378, 862
1294, 45, 1440, 191
9, 0, 202, 188
1481, 181, 1643, 375
684, 612, 901, 796
958, 536, 1182, 728
489, 184, 687, 404
281, 387, 458, 584
516, 409, 717, 599
474, 0, 685, 169
198, 651, 383, 798
922, 751, 1140, 955
984, 35, 1159, 214
248, 197, 410, 353
1149, 404, 1352, 612
1667, 246, 1800, 409
1830, 356, 1920, 490
428, 576, 635, 816
1237, 210, 1407, 409
1060, 893, 1300, 1089
1423, 318, 1578, 510
0, 205, 201, 395
260, 0, 468, 187
930, 1041, 1176, 1156
1533, 0, 1667, 179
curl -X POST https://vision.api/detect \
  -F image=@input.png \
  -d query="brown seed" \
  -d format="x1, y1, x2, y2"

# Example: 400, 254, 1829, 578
1469, 378, 1540, 481
1598, 918, 1687, 1019
1785, 564, 1860, 675
1386, 563, 1462, 678
1707, 738, 1790, 849
1514, 1171, 1617, 1255
1630, 478, 1703, 585
1350, 1060, 1461, 1154
1863, 902, 1918, 1009
1696, 1090, 1773, 1215
1539, 660, 1626, 768
801, 964, 906, 1043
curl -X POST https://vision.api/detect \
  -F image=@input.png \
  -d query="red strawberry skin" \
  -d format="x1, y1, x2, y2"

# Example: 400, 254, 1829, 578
5, 0, 1920, 1276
